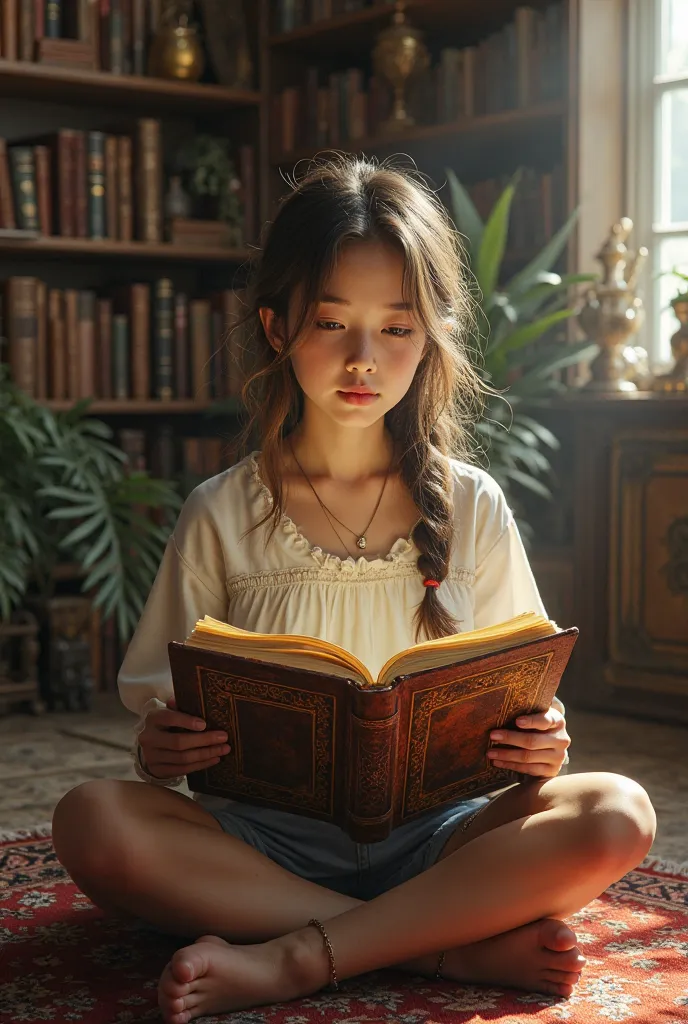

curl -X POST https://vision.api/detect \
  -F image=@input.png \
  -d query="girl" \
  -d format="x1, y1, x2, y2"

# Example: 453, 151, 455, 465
52, 155, 656, 1024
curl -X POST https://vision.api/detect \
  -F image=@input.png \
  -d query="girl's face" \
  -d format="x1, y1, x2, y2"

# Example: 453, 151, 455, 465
263, 238, 427, 428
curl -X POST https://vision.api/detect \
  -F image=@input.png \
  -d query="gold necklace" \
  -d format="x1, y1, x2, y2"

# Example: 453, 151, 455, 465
287, 438, 393, 552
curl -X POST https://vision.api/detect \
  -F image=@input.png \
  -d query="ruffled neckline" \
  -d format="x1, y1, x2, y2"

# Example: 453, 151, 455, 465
246, 451, 418, 573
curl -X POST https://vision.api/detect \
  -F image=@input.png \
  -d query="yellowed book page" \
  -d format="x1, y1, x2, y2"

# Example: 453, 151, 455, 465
185, 634, 362, 682
377, 617, 558, 686
189, 613, 557, 690
190, 616, 374, 684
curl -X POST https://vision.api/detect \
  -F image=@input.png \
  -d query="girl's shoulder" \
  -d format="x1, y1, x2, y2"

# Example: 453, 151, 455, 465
174, 451, 261, 538
446, 456, 509, 514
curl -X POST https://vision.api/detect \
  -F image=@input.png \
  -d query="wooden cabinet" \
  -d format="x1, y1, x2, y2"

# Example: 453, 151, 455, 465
529, 395, 688, 724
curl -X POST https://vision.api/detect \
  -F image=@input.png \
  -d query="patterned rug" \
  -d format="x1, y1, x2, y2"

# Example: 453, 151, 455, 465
1, 826, 687, 1024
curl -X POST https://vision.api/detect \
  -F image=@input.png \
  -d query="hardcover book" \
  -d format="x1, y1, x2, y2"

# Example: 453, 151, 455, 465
170, 613, 578, 842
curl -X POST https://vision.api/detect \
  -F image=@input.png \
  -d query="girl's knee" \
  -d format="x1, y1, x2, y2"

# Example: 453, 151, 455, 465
576, 772, 656, 867
53, 779, 136, 877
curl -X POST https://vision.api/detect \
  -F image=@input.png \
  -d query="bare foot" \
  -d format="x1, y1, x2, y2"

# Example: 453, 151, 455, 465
415, 918, 586, 999
158, 930, 329, 1024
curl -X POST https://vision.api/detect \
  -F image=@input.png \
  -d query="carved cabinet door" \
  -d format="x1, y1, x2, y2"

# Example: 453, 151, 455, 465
609, 430, 688, 694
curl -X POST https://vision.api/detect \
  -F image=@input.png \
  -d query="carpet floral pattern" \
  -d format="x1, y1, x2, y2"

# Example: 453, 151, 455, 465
1, 827, 687, 1024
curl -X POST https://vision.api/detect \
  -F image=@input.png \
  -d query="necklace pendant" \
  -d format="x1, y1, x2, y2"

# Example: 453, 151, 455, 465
357, 536, 367, 550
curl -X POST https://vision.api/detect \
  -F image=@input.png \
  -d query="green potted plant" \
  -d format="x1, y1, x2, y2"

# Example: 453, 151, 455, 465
0, 370, 182, 641
175, 134, 242, 229
446, 168, 596, 522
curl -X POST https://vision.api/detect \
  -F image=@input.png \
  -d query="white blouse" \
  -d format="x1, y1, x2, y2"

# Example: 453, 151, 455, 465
118, 451, 562, 797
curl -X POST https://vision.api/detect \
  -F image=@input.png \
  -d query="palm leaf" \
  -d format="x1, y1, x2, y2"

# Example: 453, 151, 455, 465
445, 167, 484, 256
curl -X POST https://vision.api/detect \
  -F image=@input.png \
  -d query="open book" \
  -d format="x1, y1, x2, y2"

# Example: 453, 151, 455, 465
169, 614, 578, 841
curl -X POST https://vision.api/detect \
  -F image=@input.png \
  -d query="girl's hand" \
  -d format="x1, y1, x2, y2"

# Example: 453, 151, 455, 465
137, 697, 231, 781
487, 706, 570, 778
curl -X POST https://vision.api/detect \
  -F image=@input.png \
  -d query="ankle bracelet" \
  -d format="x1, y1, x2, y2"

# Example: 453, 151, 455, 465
435, 950, 446, 979
308, 918, 339, 991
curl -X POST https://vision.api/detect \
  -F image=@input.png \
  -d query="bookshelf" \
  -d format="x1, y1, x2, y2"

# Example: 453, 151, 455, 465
1, 0, 629, 697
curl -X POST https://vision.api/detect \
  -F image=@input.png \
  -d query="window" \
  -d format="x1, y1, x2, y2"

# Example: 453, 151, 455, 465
627, 0, 688, 366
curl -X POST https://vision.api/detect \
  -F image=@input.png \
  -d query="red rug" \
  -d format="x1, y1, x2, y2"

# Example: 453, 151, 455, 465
1, 826, 687, 1023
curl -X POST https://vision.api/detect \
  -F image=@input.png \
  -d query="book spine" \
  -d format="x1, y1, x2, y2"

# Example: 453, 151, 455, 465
56, 129, 75, 237
18, 0, 34, 60
96, 297, 112, 398
47, 288, 66, 399
34, 0, 44, 41
131, 0, 145, 74
136, 118, 162, 243
173, 291, 189, 399
116, 135, 133, 241
73, 130, 88, 239
9, 147, 39, 231
111, 313, 129, 398
35, 278, 47, 399
0, 139, 17, 230
346, 687, 399, 843
77, 290, 96, 398
153, 277, 174, 400
2, 0, 18, 60
6, 277, 38, 396
45, 0, 61, 38
34, 145, 52, 235
189, 298, 211, 401
87, 131, 106, 240
64, 288, 79, 399
109, 0, 123, 73
104, 134, 118, 239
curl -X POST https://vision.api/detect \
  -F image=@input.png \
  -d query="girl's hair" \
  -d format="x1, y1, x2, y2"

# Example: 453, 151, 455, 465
235, 153, 484, 642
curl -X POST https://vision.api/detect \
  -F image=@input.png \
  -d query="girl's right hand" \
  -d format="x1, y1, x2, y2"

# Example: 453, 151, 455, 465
137, 697, 231, 780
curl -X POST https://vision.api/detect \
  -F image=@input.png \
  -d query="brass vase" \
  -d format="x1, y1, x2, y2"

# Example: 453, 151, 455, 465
652, 299, 688, 393
372, 0, 429, 133
577, 218, 649, 392
148, 12, 205, 82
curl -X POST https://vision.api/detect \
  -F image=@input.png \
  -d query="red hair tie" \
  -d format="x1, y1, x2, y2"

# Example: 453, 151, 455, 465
423, 579, 440, 588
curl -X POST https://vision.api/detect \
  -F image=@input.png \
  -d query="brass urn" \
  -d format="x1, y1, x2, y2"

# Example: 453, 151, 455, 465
577, 218, 649, 392
148, 6, 205, 82
372, 0, 429, 133
652, 299, 688, 393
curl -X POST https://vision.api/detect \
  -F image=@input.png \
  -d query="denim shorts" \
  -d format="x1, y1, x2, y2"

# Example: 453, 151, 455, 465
200, 794, 493, 901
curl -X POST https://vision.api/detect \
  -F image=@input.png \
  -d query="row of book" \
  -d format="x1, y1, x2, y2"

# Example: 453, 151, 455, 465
272, 0, 393, 35
469, 166, 566, 255
0, 122, 256, 245
1, 276, 249, 403
1, 0, 167, 77
273, 4, 566, 154
120, 425, 239, 486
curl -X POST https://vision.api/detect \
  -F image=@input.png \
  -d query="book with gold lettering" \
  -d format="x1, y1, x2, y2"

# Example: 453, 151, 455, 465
169, 613, 578, 842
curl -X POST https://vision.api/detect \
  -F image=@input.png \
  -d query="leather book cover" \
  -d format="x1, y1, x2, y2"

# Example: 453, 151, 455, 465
64, 288, 79, 400
116, 135, 133, 241
2, 0, 18, 61
6, 276, 38, 396
173, 292, 189, 399
73, 131, 88, 239
104, 135, 118, 240
96, 297, 113, 399
47, 288, 66, 400
169, 627, 578, 843
0, 139, 16, 230
33, 145, 52, 235
35, 279, 47, 400
112, 283, 150, 399
135, 118, 162, 243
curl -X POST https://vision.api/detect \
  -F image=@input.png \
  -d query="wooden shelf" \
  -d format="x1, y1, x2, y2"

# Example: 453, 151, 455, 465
0, 59, 261, 113
272, 101, 565, 166
44, 398, 246, 415
0, 236, 254, 264
45, 400, 215, 414
268, 1, 551, 54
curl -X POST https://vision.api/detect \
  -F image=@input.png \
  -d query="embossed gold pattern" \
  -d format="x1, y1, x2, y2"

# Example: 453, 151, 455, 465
402, 653, 553, 816
197, 668, 336, 814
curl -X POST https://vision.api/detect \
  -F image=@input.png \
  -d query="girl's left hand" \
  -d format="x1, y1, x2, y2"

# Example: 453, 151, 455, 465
487, 706, 571, 778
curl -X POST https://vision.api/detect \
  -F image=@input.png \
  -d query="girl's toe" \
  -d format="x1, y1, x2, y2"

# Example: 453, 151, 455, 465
542, 969, 582, 987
